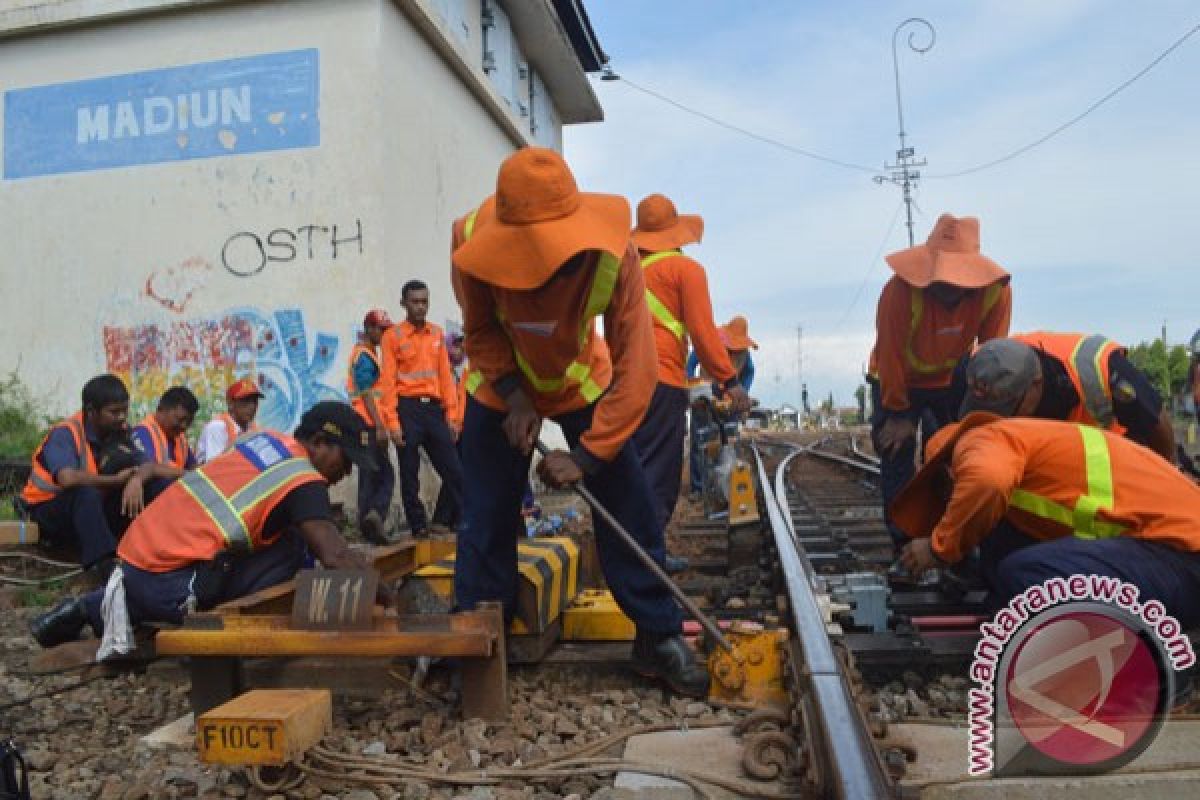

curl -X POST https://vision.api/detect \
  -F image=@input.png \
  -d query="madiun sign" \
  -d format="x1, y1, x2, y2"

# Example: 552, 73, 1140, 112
4, 49, 319, 179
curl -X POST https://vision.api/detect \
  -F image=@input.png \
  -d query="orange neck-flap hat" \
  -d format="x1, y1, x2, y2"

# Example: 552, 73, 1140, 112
889, 411, 1003, 538
885, 214, 1009, 289
719, 316, 758, 350
452, 148, 631, 290
631, 193, 704, 252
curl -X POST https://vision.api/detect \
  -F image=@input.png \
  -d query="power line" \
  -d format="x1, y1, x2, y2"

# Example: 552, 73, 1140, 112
611, 74, 880, 174
833, 199, 906, 333
927, 19, 1200, 179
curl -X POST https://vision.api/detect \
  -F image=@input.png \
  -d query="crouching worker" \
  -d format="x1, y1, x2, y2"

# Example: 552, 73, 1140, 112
452, 148, 708, 697
19, 374, 180, 580
30, 402, 391, 648
892, 413, 1200, 627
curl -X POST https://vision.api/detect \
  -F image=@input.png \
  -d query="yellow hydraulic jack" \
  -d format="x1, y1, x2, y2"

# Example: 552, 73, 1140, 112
535, 442, 783, 709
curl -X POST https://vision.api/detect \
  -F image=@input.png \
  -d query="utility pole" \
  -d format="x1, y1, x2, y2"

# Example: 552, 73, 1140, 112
875, 18, 935, 246
796, 324, 803, 406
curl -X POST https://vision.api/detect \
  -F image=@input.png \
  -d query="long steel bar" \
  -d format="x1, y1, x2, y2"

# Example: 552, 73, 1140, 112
754, 445, 894, 799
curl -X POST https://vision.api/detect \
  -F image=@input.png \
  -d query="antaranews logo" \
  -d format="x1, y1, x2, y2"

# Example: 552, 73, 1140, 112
967, 575, 1196, 777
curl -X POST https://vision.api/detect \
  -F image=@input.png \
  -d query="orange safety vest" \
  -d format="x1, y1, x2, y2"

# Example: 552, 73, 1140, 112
1013, 332, 1125, 432
20, 412, 98, 505
904, 283, 1004, 377
346, 342, 384, 426
118, 431, 325, 572
135, 414, 191, 470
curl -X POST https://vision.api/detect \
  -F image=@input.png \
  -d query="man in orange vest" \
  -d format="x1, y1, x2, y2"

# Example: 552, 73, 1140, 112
379, 281, 463, 538
960, 333, 1176, 461
348, 309, 401, 544
869, 213, 1012, 548
131, 386, 199, 501
196, 378, 263, 464
452, 148, 707, 698
432, 331, 467, 529
629, 194, 749, 536
30, 402, 388, 647
892, 413, 1200, 625
19, 375, 182, 578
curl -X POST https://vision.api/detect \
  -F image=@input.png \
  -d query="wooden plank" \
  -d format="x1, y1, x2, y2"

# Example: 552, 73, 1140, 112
197, 689, 331, 767
0, 519, 38, 545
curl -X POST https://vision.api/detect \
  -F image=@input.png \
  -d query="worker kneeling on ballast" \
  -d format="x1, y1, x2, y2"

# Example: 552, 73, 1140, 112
451, 147, 708, 698
961, 332, 1176, 462
30, 402, 391, 648
892, 413, 1200, 627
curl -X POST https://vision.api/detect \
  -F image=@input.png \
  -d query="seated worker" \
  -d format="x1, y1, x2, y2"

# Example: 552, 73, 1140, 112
631, 194, 750, 538
348, 309, 400, 544
892, 413, 1200, 626
19, 375, 179, 578
29, 402, 389, 647
131, 386, 199, 501
869, 213, 1011, 548
452, 147, 708, 698
687, 317, 756, 498
961, 333, 1175, 462
196, 378, 263, 464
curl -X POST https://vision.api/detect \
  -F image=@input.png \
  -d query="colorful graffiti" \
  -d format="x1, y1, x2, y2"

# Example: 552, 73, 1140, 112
102, 307, 345, 432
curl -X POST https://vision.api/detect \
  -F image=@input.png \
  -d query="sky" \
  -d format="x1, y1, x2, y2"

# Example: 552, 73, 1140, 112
563, 0, 1200, 410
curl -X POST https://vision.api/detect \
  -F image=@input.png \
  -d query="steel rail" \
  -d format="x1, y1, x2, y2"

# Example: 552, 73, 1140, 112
850, 437, 881, 466
806, 443, 881, 476
754, 444, 895, 799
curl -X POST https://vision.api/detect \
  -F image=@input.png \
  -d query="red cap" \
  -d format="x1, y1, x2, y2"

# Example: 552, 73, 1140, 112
226, 378, 264, 404
363, 309, 394, 330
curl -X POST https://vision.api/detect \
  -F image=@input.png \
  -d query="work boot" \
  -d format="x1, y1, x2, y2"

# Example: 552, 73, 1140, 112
664, 554, 690, 574
361, 510, 390, 545
30, 597, 89, 648
631, 630, 711, 699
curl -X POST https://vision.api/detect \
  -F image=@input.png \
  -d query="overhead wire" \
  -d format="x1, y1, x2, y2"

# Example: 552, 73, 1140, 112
926, 19, 1200, 179
832, 199, 905, 333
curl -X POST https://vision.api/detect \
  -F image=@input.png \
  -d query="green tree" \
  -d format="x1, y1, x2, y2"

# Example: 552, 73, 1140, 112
1126, 341, 1191, 397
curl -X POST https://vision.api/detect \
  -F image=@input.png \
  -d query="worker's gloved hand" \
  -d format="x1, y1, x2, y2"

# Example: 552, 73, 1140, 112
877, 416, 916, 457
503, 389, 542, 456
722, 385, 752, 414
899, 537, 941, 574
537, 450, 583, 489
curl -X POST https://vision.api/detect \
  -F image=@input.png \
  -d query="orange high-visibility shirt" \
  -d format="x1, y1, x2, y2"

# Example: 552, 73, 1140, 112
379, 320, 459, 426
458, 244, 657, 463
869, 276, 1011, 412
916, 417, 1200, 563
640, 251, 736, 388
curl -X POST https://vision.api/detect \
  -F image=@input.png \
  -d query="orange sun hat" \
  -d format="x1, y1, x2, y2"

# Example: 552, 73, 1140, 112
631, 193, 704, 252
885, 214, 1009, 289
452, 148, 631, 290
889, 411, 1003, 539
719, 316, 758, 350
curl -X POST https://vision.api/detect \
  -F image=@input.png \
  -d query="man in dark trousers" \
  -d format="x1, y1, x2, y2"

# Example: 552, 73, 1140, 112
379, 281, 464, 538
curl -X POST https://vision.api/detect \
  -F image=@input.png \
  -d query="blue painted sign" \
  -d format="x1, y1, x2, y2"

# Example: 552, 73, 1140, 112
4, 49, 319, 179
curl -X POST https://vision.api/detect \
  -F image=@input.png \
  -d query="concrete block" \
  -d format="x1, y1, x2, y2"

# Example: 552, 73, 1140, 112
139, 712, 194, 752
613, 725, 756, 800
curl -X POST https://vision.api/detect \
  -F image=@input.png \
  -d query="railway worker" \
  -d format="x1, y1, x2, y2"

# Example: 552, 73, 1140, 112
629, 194, 750, 537
868, 213, 1012, 548
379, 280, 464, 539
348, 308, 401, 544
961, 332, 1176, 462
195, 377, 263, 464
451, 147, 708, 698
18, 375, 186, 580
29, 402, 390, 648
892, 413, 1200, 626
131, 386, 200, 501
432, 331, 468, 530
687, 316, 757, 498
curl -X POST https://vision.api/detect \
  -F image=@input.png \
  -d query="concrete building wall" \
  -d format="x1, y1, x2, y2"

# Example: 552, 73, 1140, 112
0, 0, 589, 432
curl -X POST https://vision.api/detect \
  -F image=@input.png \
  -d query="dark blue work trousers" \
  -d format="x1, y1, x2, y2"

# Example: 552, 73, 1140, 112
981, 522, 1200, 628
432, 440, 464, 527
870, 379, 959, 548
688, 402, 715, 495
357, 435, 397, 526
81, 532, 306, 632
396, 397, 464, 533
633, 383, 691, 533
28, 487, 129, 568
454, 396, 683, 635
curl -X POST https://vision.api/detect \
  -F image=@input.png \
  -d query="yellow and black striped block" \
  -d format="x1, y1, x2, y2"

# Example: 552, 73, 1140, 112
411, 536, 579, 634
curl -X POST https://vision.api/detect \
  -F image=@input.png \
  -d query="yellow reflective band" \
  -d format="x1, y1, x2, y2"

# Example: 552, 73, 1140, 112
639, 250, 680, 269
1070, 335, 1117, 428
578, 252, 620, 348
905, 287, 960, 375
645, 289, 686, 340
230, 458, 322, 515
981, 283, 1002, 316
464, 209, 478, 241
1008, 426, 1126, 540
465, 368, 484, 395
179, 470, 250, 551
